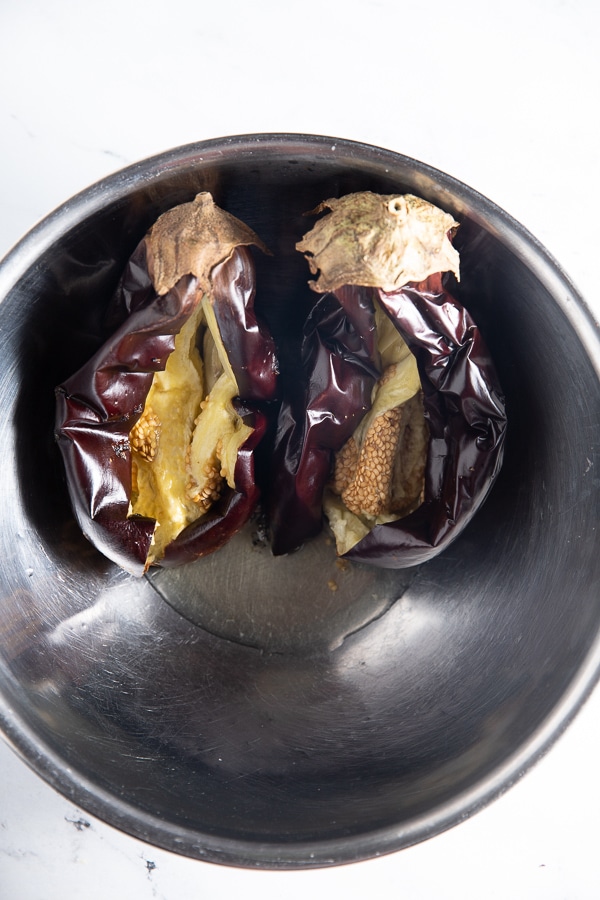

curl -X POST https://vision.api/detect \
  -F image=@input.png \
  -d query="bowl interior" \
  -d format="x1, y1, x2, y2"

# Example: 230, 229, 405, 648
0, 135, 599, 868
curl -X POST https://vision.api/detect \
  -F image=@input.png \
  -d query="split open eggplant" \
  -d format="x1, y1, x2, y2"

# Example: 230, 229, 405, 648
269, 191, 507, 567
55, 193, 278, 576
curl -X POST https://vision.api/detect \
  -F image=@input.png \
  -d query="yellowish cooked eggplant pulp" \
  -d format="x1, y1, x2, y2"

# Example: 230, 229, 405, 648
129, 297, 252, 564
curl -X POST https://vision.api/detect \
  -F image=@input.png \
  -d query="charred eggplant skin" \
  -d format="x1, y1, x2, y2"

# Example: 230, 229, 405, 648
346, 272, 506, 567
210, 250, 278, 402
269, 273, 506, 565
269, 285, 379, 555
55, 272, 197, 574
55, 195, 277, 576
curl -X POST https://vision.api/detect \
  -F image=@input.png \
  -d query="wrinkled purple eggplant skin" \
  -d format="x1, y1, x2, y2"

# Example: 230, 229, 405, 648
269, 285, 380, 555
211, 249, 278, 402
55, 240, 277, 576
270, 271, 506, 567
343, 272, 506, 567
55, 271, 198, 575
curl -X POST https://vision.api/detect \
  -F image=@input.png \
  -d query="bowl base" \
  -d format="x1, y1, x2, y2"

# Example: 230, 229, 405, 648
147, 517, 413, 655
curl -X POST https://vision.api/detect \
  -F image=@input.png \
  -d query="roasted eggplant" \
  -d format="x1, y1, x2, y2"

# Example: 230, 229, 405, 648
270, 191, 507, 567
55, 193, 278, 576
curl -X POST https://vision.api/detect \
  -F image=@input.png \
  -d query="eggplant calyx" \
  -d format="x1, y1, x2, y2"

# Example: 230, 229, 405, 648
146, 192, 269, 296
296, 191, 460, 294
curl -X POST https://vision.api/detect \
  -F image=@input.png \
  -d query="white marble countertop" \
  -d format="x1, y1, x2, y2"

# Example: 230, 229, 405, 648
1, 1, 599, 897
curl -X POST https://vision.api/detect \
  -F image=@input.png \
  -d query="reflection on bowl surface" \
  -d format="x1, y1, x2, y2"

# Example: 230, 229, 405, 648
0, 134, 599, 869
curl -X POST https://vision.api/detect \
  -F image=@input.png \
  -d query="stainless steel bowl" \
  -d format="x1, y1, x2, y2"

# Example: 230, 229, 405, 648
0, 134, 598, 869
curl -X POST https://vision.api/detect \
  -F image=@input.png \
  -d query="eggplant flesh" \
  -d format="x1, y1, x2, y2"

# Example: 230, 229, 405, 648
128, 296, 254, 565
